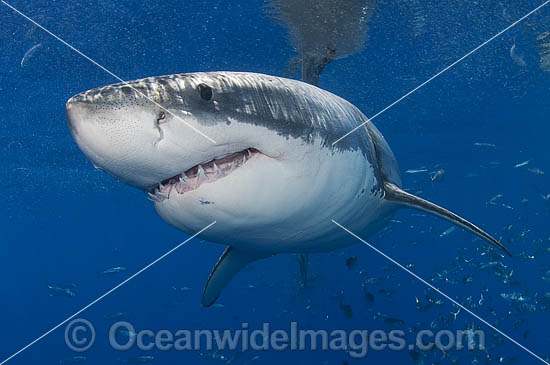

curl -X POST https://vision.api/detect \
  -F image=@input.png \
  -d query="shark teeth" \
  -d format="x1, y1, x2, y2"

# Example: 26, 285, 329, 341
148, 148, 260, 202
148, 187, 170, 202
227, 161, 234, 174
179, 174, 189, 185
147, 192, 162, 202
213, 163, 224, 177
197, 165, 208, 185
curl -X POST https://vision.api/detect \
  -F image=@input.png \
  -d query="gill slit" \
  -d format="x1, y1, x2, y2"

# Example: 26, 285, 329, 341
154, 113, 166, 147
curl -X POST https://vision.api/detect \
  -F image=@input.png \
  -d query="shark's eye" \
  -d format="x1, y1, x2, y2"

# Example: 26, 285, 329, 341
198, 83, 213, 101
157, 111, 166, 123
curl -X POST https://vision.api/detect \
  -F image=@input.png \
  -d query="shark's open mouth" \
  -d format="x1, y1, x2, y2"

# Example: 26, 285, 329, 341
148, 148, 261, 202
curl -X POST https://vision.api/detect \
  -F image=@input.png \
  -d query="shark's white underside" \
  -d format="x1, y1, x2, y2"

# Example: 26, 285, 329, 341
154, 129, 390, 253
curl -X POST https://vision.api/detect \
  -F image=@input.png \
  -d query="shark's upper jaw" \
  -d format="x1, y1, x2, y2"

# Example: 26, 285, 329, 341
147, 147, 261, 202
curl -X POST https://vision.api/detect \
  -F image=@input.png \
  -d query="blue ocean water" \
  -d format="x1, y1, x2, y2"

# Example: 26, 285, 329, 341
1, 0, 549, 364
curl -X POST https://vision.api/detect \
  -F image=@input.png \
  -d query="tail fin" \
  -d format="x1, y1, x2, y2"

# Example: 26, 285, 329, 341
384, 182, 511, 256
266, 0, 376, 84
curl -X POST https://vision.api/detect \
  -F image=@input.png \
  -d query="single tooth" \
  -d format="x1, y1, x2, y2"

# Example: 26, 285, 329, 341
213, 163, 224, 177
179, 173, 190, 185
242, 156, 246, 164
204, 164, 214, 177
147, 192, 161, 202
229, 161, 236, 173
197, 165, 207, 184
247, 149, 252, 157
175, 181, 186, 194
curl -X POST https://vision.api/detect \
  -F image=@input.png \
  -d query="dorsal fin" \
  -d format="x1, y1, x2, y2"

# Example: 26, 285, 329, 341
202, 247, 273, 306
383, 182, 511, 256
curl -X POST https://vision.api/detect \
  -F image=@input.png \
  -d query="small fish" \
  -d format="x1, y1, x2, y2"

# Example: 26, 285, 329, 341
488, 194, 503, 205
440, 226, 456, 238
527, 167, 544, 175
405, 168, 428, 174
537, 31, 550, 42
500, 292, 529, 302
101, 266, 127, 275
20, 43, 42, 67
47, 284, 75, 297
345, 256, 358, 270
211, 303, 225, 308
514, 160, 530, 168
473, 142, 496, 148
117, 329, 137, 339
429, 169, 445, 182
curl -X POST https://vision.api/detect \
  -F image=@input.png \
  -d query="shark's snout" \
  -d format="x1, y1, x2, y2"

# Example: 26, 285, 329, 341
65, 97, 82, 137
64, 89, 171, 189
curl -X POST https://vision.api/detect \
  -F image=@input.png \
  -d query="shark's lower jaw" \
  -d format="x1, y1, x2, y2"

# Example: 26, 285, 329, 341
147, 148, 261, 202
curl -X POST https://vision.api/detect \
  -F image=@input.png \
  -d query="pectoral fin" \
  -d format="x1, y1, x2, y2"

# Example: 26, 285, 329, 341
202, 247, 273, 307
383, 182, 511, 256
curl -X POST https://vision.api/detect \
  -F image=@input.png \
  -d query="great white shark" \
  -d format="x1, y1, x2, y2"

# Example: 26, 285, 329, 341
66, 71, 510, 306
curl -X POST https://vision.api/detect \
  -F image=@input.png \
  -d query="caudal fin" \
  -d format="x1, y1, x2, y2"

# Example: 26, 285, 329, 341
383, 182, 511, 256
